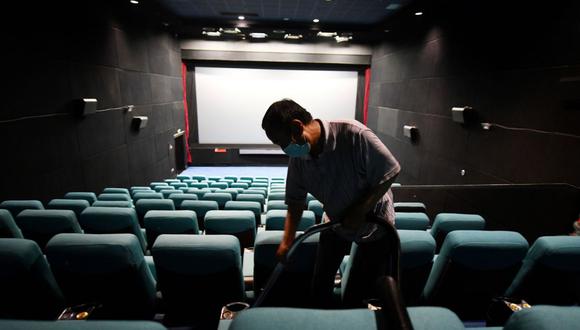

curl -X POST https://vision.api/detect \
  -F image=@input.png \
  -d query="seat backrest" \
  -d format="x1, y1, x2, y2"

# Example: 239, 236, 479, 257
180, 200, 219, 231
135, 199, 175, 226
0, 320, 168, 330
236, 194, 265, 209
504, 236, 580, 305
265, 210, 315, 231
97, 193, 132, 202
160, 190, 182, 199
394, 202, 427, 213
92, 200, 133, 208
169, 193, 198, 208
253, 231, 319, 307
307, 200, 324, 222
0, 200, 44, 217
177, 174, 192, 181
231, 182, 249, 189
0, 238, 64, 319
102, 188, 130, 195
0, 209, 23, 238
64, 192, 97, 205
394, 212, 430, 230
225, 201, 262, 227
398, 230, 436, 306
430, 213, 486, 253
46, 234, 156, 320
204, 210, 256, 250
503, 305, 580, 330
268, 192, 285, 201
422, 230, 529, 319
152, 234, 243, 327
16, 209, 82, 251
202, 192, 233, 209
267, 200, 288, 211
47, 199, 90, 218
79, 207, 147, 253
132, 192, 163, 203
144, 210, 199, 249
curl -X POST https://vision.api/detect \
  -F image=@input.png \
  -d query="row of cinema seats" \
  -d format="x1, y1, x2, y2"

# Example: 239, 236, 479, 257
2, 175, 580, 327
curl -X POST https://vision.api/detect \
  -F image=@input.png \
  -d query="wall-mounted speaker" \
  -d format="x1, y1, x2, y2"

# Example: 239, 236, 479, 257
403, 125, 418, 142
78, 98, 98, 116
132, 116, 148, 130
451, 106, 474, 124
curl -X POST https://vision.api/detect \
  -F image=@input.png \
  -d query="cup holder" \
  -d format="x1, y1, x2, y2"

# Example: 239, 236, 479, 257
220, 301, 250, 320
364, 298, 383, 311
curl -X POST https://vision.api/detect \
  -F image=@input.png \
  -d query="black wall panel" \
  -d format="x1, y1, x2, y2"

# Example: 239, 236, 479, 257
369, 1, 580, 186
0, 0, 184, 203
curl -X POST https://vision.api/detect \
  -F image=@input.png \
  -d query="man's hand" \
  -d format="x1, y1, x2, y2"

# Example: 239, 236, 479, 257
276, 240, 291, 261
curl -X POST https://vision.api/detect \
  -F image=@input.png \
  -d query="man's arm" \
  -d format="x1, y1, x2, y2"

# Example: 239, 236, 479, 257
342, 172, 399, 230
276, 202, 305, 260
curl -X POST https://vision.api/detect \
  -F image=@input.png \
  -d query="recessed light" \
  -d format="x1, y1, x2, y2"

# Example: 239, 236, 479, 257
130, 0, 139, 4
317, 31, 337, 38
415, 11, 423, 16
249, 32, 268, 39
313, 18, 320, 23
283, 17, 290, 21
238, 15, 245, 20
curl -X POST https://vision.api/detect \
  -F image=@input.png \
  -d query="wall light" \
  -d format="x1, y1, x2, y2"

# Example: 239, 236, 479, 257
238, 15, 245, 20
313, 18, 320, 23
130, 0, 139, 4
415, 11, 423, 16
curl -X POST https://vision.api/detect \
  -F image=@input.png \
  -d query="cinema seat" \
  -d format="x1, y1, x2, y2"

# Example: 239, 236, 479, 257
202, 192, 233, 209
15, 209, 82, 251
232, 182, 249, 189
267, 200, 288, 211
154, 186, 174, 193
186, 187, 212, 199
93, 200, 134, 208
265, 210, 315, 231
0, 209, 23, 238
204, 210, 256, 250
395, 212, 430, 230
46, 234, 157, 320
245, 188, 267, 197
131, 186, 152, 194
253, 231, 319, 307
169, 182, 188, 190
168, 193, 198, 208
79, 207, 147, 253
47, 198, 90, 218
160, 189, 182, 199
135, 199, 175, 226
240, 176, 254, 183
133, 192, 163, 203
422, 230, 529, 319
0, 320, 168, 330
144, 210, 199, 249
398, 230, 437, 306
503, 305, 580, 330
0, 200, 44, 217
103, 187, 130, 195
177, 174, 191, 181
98, 193, 132, 202
394, 202, 427, 213
224, 176, 238, 182
180, 200, 219, 231
307, 200, 324, 222
210, 182, 229, 189
504, 236, 580, 305
64, 192, 97, 205
152, 235, 244, 327
251, 182, 268, 189
236, 193, 265, 211
0, 239, 63, 320
165, 179, 181, 184
268, 192, 286, 201
227, 306, 464, 330
190, 182, 210, 189
225, 201, 262, 227
150, 182, 169, 190
191, 175, 207, 182
430, 213, 486, 252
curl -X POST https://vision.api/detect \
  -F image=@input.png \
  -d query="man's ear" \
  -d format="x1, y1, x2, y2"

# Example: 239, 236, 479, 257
289, 119, 304, 142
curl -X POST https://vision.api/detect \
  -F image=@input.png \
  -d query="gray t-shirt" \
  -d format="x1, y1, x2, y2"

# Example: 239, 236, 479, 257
285, 119, 401, 224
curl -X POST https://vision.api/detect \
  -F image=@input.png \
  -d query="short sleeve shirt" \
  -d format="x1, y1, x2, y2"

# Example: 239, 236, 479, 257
285, 119, 401, 224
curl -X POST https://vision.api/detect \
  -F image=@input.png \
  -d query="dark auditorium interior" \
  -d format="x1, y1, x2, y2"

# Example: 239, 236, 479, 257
0, 0, 579, 329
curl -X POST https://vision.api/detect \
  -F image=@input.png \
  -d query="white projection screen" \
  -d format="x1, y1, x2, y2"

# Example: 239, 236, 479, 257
195, 66, 358, 145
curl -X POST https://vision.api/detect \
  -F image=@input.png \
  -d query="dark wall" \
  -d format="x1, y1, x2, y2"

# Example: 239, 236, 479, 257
0, 1, 184, 203
368, 0, 580, 186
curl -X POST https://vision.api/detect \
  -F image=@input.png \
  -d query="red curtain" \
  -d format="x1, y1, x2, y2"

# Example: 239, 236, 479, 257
363, 67, 371, 126
181, 62, 192, 164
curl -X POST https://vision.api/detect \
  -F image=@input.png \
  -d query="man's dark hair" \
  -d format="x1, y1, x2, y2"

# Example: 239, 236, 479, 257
262, 99, 313, 142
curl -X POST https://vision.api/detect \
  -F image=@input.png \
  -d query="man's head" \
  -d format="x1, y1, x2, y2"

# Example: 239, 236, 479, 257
262, 99, 313, 150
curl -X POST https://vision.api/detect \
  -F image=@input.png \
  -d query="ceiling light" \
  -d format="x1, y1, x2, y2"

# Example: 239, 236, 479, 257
415, 11, 423, 16
130, 0, 139, 4
317, 31, 337, 38
249, 32, 268, 39
283, 17, 290, 21
202, 31, 221, 37
284, 33, 303, 40
313, 18, 320, 23
219, 27, 241, 34
238, 15, 245, 20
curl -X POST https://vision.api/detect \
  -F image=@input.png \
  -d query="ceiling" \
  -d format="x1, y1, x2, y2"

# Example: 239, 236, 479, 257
153, 0, 419, 42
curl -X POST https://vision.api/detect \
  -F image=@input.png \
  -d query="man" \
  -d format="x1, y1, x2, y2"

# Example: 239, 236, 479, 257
261, 99, 401, 308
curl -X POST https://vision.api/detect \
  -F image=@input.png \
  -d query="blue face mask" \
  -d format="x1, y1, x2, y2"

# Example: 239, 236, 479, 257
283, 141, 311, 158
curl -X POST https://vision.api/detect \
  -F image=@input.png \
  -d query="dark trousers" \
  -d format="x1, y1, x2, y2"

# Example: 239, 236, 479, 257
310, 226, 391, 308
